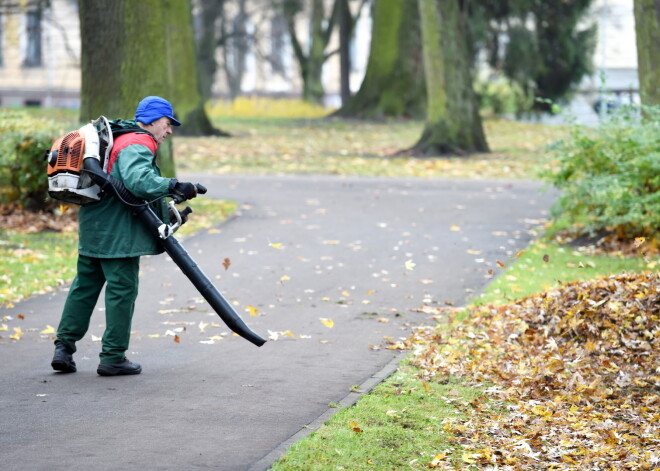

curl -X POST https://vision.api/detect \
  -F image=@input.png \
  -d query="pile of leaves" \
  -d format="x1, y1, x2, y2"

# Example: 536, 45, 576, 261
0, 204, 78, 233
409, 271, 659, 469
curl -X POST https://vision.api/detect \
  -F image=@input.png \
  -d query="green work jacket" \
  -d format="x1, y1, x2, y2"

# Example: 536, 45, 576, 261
78, 125, 172, 258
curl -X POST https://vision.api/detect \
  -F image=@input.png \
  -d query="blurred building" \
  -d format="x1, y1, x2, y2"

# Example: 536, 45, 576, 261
0, 0, 640, 122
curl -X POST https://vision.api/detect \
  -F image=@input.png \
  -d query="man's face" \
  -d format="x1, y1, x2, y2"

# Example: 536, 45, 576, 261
144, 116, 173, 146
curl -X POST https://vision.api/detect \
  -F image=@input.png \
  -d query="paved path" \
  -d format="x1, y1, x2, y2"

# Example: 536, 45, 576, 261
0, 175, 556, 470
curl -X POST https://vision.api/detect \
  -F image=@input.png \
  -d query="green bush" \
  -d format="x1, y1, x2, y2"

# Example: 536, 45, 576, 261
542, 106, 660, 242
0, 111, 62, 210
474, 74, 534, 117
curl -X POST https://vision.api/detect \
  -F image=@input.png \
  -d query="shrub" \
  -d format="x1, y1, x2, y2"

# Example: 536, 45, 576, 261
0, 111, 62, 210
542, 106, 660, 242
474, 74, 534, 117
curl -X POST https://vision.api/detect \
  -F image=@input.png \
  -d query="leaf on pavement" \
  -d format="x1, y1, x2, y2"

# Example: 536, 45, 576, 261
320, 318, 334, 328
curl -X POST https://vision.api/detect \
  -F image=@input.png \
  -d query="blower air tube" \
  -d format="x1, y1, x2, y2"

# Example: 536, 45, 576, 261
82, 158, 266, 347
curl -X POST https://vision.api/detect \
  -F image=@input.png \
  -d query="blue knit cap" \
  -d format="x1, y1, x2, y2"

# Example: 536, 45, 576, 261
135, 96, 182, 126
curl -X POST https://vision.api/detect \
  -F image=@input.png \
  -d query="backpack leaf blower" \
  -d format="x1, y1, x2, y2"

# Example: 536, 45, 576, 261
46, 118, 266, 347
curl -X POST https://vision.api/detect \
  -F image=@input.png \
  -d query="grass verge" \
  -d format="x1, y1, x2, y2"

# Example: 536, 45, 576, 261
272, 364, 485, 471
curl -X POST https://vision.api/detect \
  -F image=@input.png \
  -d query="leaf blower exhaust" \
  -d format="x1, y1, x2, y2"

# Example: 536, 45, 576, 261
46, 118, 266, 347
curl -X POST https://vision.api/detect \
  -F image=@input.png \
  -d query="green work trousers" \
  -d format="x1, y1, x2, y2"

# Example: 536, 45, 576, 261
56, 254, 140, 364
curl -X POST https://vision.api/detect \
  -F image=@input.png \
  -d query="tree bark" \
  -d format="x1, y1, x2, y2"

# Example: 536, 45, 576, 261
634, 0, 660, 106
79, 0, 221, 179
333, 0, 425, 119
410, 0, 488, 156
195, 0, 225, 102
337, 0, 351, 104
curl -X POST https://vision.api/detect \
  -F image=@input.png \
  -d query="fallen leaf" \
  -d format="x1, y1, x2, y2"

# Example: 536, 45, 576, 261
269, 242, 283, 249
222, 257, 231, 270
496, 260, 506, 268
246, 305, 260, 317
320, 318, 334, 328
543, 254, 550, 262
450, 224, 461, 232
174, 335, 180, 343
9, 327, 23, 340
515, 250, 527, 258
280, 275, 291, 282
40, 325, 56, 335
404, 260, 416, 271
17, 314, 25, 320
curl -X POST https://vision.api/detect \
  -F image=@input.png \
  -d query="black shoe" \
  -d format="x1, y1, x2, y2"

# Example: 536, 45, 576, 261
97, 359, 142, 376
51, 341, 76, 373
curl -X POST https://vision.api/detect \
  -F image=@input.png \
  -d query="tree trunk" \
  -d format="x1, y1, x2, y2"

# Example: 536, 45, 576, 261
333, 0, 425, 119
164, 0, 224, 137
79, 0, 221, 179
283, 0, 336, 104
196, 0, 224, 102
410, 0, 488, 156
634, 0, 660, 106
338, 0, 351, 105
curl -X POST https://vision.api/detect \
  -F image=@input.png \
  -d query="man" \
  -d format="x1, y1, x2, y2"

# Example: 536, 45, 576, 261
51, 96, 198, 376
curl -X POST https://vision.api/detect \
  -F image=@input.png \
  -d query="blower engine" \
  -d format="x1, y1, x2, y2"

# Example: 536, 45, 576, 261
45, 116, 113, 205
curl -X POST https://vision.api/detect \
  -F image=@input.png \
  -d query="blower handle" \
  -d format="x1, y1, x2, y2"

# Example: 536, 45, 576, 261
172, 183, 207, 204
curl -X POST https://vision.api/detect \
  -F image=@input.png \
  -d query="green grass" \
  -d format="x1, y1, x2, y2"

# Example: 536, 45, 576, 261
472, 238, 657, 305
272, 364, 485, 471
0, 231, 79, 306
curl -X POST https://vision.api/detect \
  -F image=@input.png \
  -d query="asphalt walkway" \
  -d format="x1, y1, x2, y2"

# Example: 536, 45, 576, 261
0, 175, 556, 470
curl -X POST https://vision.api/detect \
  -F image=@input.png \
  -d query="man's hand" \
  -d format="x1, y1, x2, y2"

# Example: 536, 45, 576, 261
173, 182, 198, 201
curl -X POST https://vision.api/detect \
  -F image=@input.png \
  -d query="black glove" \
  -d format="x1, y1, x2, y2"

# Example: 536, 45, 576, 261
173, 182, 197, 201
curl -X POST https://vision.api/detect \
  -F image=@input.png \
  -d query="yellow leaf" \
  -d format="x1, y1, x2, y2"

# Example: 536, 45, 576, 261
0, 324, 8, 331
9, 327, 23, 340
282, 330, 296, 338
209, 335, 224, 341
207, 228, 220, 234
41, 325, 56, 335
148, 334, 160, 338
450, 224, 461, 232
422, 381, 431, 392
341, 290, 350, 297
280, 275, 291, 282
320, 318, 334, 328
269, 242, 283, 249
404, 260, 416, 270
246, 305, 260, 317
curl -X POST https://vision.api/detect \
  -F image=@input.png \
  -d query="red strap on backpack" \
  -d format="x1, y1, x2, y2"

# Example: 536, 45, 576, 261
107, 133, 158, 174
